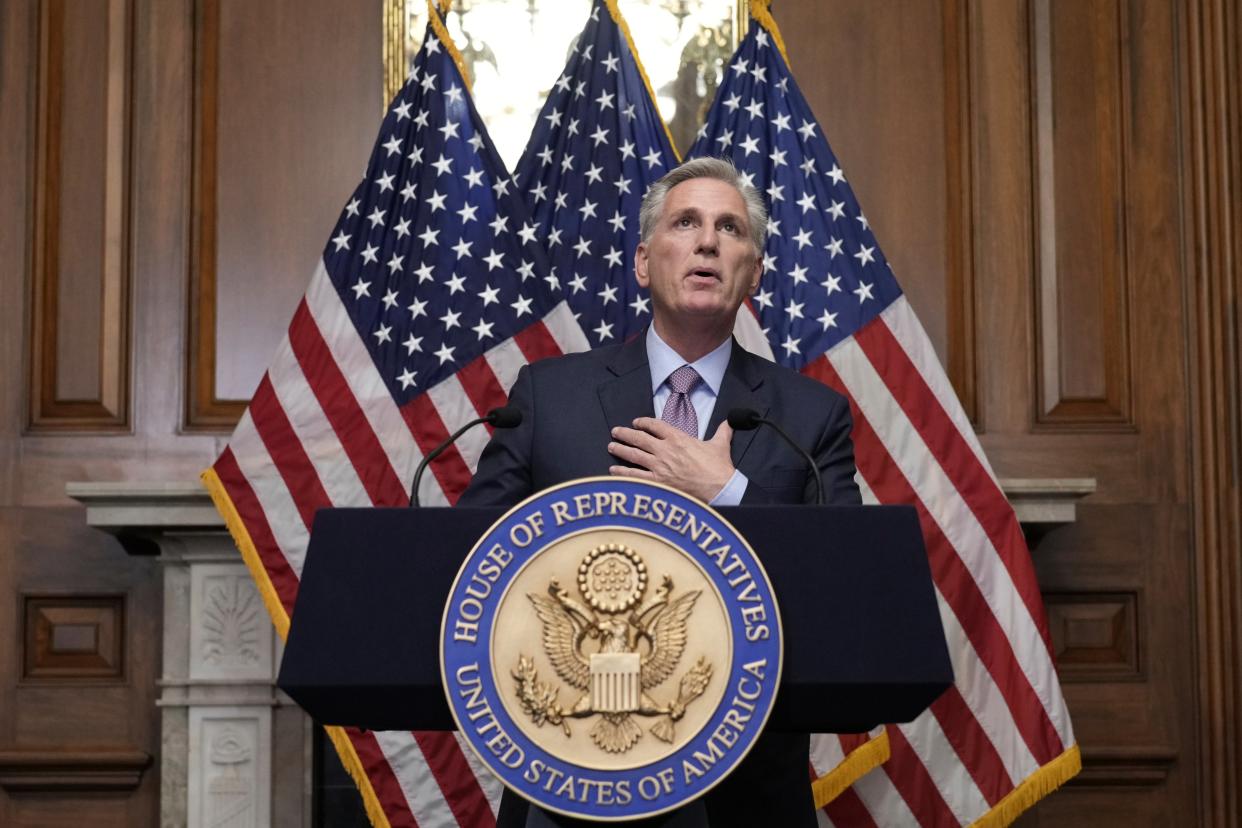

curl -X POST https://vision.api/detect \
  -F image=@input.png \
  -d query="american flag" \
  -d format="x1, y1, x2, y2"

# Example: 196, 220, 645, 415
512, 0, 887, 806
512, 0, 677, 345
203, 9, 589, 827
687, 6, 1080, 826
513, 1, 885, 805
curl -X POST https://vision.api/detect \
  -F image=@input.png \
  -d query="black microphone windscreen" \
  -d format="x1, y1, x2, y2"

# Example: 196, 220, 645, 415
486, 406, 523, 429
727, 408, 762, 431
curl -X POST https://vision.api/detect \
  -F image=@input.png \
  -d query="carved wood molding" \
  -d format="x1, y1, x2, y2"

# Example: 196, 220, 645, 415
0, 747, 151, 793
28, 0, 133, 432
185, 0, 246, 430
1028, 0, 1135, 431
22, 595, 126, 681
945, 0, 978, 424
1184, 0, 1242, 824
1067, 746, 1177, 788
1043, 590, 1141, 683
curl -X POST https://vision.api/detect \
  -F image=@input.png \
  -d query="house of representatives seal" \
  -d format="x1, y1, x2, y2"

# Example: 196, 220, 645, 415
440, 477, 783, 821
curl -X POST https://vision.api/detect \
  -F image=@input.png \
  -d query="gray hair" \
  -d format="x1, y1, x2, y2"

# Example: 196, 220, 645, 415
638, 157, 767, 255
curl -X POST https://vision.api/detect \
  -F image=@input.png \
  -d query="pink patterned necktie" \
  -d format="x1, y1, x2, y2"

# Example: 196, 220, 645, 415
660, 365, 702, 438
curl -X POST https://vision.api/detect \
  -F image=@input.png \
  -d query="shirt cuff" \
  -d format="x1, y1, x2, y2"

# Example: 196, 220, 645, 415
709, 469, 748, 506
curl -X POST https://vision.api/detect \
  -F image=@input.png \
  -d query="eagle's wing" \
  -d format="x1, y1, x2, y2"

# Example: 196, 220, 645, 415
528, 593, 591, 690
640, 590, 700, 689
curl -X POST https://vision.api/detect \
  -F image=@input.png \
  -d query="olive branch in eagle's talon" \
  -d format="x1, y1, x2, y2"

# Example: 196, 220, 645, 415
513, 655, 572, 737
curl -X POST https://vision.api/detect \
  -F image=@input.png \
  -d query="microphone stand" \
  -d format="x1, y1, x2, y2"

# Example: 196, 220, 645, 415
408, 406, 522, 507
409, 416, 490, 507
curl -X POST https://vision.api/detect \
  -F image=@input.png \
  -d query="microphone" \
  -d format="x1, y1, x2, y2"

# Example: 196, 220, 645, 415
485, 406, 523, 429
726, 407, 825, 506
408, 406, 523, 507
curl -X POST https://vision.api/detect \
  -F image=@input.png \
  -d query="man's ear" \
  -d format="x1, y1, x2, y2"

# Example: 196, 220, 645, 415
747, 253, 762, 293
635, 242, 651, 289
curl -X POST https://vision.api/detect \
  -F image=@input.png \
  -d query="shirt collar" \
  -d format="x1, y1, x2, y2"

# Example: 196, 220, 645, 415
646, 325, 732, 396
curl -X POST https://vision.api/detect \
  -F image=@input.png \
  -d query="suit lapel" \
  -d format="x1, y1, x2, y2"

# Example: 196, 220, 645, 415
706, 341, 769, 469
600, 334, 769, 469
597, 334, 655, 431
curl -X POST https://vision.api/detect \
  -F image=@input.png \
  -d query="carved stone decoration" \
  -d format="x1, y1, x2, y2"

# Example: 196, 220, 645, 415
190, 564, 273, 681
202, 579, 260, 667
189, 709, 271, 828
208, 727, 253, 827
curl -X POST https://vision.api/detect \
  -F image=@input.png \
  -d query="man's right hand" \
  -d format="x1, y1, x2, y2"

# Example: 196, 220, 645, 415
607, 418, 736, 502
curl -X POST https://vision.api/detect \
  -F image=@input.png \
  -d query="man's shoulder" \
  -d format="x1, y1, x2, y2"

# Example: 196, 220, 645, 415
734, 346, 849, 407
525, 340, 630, 379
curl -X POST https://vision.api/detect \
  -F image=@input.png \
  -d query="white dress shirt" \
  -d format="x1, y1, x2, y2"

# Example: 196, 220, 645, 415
646, 326, 748, 505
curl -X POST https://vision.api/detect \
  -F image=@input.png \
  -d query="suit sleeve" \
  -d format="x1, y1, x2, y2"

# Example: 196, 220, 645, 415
739, 391, 862, 506
456, 364, 536, 508
814, 393, 863, 505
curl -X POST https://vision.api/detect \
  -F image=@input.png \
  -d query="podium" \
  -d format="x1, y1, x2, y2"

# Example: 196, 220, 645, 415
278, 504, 952, 734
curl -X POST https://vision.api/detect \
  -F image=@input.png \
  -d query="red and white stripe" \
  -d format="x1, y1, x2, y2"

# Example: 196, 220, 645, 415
739, 306, 895, 802
733, 299, 775, 359
214, 260, 588, 827
802, 296, 1075, 826
809, 730, 889, 799
810, 732, 875, 780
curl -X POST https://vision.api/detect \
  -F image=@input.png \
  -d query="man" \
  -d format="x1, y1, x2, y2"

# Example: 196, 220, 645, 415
460, 157, 860, 826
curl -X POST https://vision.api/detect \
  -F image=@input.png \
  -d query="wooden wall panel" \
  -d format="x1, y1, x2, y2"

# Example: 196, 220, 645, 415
28, 0, 132, 432
1184, 0, 1242, 821
1, 0, 381, 821
1031, 0, 1133, 429
6, 798, 140, 828
185, 0, 381, 429
1017, 0, 1192, 820
785, 0, 1199, 823
185, 0, 231, 427
778, 0, 978, 420
23, 596, 125, 679
0, 509, 161, 827
943, 0, 979, 423
1045, 590, 1140, 680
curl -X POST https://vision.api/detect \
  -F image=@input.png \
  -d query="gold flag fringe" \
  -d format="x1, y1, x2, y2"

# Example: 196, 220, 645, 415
969, 743, 1081, 827
201, 467, 393, 828
812, 730, 891, 808
323, 724, 396, 828
201, 467, 291, 639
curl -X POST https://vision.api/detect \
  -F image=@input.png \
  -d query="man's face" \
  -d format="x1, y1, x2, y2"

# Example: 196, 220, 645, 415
635, 178, 762, 329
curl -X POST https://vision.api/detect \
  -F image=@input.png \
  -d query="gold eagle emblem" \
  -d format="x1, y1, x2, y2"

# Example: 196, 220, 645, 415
512, 543, 713, 753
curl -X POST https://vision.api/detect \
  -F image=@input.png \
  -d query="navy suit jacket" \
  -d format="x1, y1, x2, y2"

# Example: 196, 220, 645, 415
459, 333, 861, 509
459, 333, 861, 827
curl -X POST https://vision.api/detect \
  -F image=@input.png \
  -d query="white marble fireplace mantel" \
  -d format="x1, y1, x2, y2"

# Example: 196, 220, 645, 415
67, 482, 310, 828
68, 477, 1097, 534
